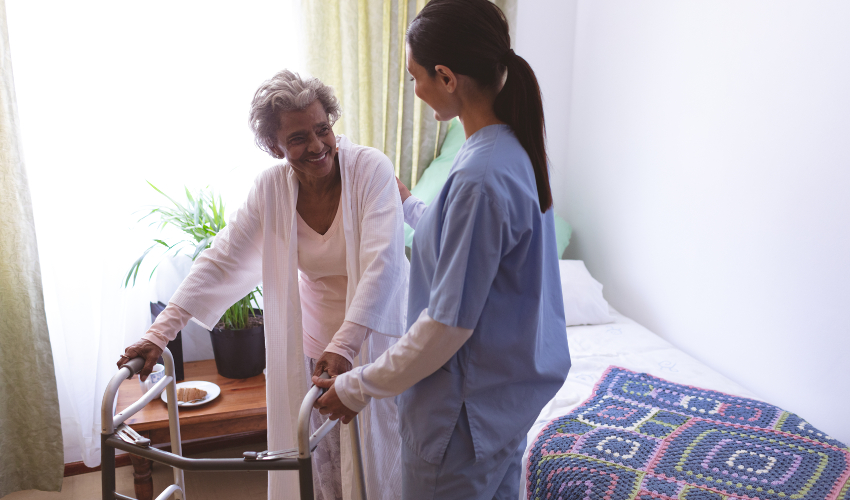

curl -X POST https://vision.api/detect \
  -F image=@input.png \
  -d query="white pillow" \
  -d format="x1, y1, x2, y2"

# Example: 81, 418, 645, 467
559, 260, 614, 326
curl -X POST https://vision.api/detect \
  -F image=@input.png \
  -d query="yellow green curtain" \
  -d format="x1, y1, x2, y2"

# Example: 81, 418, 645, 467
303, 0, 447, 188
0, 0, 64, 496
303, 0, 516, 188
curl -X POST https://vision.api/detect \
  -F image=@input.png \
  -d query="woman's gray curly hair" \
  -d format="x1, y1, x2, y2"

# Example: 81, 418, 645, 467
249, 70, 342, 159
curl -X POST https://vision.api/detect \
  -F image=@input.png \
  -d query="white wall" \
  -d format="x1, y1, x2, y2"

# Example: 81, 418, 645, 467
515, 1, 578, 209
517, 1, 850, 443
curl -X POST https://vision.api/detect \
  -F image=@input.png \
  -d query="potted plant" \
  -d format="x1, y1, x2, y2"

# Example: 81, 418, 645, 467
125, 183, 265, 379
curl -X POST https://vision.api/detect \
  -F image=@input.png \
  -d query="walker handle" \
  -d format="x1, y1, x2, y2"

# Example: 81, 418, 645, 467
296, 371, 367, 499
118, 357, 145, 377
297, 372, 331, 459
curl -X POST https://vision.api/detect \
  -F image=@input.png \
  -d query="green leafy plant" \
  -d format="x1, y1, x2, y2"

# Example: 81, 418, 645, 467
125, 182, 262, 331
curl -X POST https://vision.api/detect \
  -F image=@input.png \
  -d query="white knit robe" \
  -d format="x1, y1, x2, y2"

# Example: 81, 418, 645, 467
170, 136, 408, 500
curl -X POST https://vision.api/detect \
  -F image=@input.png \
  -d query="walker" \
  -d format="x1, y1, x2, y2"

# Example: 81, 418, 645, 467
101, 348, 366, 500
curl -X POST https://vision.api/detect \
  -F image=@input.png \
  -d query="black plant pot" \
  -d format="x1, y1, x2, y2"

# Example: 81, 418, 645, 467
209, 312, 265, 379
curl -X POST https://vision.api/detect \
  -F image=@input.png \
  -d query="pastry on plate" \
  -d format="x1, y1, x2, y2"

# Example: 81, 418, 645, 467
177, 387, 207, 403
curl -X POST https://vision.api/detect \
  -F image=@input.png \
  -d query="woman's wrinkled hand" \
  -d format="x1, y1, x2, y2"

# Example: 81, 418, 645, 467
313, 351, 352, 378
396, 176, 412, 203
312, 376, 357, 424
117, 340, 163, 381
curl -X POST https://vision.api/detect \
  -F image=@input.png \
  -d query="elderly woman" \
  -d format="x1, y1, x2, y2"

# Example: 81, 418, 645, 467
117, 70, 407, 500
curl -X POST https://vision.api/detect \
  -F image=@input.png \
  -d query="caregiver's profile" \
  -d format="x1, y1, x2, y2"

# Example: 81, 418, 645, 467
116, 70, 407, 500
314, 0, 572, 498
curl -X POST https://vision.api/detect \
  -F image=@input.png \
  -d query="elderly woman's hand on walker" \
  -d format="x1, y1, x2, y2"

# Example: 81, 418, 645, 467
117, 339, 163, 381
312, 351, 351, 378
312, 375, 357, 424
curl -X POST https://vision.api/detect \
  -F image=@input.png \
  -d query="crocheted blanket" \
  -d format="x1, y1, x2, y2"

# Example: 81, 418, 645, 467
527, 367, 850, 500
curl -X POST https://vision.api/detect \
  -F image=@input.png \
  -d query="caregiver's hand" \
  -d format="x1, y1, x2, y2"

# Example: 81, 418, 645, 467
313, 351, 352, 378
396, 176, 411, 203
117, 339, 163, 381
313, 377, 357, 424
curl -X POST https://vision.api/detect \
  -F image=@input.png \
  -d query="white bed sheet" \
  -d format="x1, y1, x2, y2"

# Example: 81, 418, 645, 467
519, 309, 760, 498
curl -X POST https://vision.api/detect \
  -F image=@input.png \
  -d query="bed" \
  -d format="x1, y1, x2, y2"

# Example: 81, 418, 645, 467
525, 306, 760, 441
520, 265, 850, 500
520, 308, 756, 493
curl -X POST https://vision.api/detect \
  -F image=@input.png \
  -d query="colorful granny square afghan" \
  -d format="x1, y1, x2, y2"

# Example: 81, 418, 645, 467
527, 367, 850, 500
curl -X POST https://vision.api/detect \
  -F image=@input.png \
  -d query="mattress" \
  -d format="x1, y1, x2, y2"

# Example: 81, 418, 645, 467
520, 309, 760, 497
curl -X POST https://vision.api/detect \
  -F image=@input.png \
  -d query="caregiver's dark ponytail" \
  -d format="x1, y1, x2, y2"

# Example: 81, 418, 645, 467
407, 0, 553, 212
494, 52, 552, 213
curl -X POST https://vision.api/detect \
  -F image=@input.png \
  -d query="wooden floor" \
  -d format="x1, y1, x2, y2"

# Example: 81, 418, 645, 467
5, 443, 269, 500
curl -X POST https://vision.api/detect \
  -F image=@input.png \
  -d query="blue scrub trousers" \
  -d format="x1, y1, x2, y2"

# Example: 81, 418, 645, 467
401, 405, 527, 500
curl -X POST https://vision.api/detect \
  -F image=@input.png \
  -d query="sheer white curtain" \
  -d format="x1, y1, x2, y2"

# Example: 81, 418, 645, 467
6, 0, 304, 466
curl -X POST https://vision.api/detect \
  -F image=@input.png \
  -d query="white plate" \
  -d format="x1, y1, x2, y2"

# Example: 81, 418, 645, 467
160, 381, 221, 407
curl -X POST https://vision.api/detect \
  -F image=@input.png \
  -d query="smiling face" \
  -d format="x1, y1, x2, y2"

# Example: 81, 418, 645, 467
406, 43, 459, 121
274, 99, 337, 180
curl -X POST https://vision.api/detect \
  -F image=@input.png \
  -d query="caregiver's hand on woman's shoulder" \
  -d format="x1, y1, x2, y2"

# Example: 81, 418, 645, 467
116, 339, 163, 381
313, 351, 352, 378
396, 176, 411, 203
312, 376, 357, 424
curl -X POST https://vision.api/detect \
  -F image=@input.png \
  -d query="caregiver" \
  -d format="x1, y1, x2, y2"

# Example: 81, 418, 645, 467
116, 70, 407, 500
313, 0, 572, 498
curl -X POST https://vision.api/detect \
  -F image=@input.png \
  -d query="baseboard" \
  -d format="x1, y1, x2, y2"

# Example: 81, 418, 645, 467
63, 430, 268, 477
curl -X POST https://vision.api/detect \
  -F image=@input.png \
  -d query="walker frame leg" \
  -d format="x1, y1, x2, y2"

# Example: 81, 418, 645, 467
298, 458, 314, 500
101, 434, 116, 500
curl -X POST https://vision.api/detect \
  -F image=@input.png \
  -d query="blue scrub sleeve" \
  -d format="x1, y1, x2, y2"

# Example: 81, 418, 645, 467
427, 189, 507, 330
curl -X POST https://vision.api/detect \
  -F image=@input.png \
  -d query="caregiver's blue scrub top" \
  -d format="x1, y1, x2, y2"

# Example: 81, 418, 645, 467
400, 124, 571, 465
